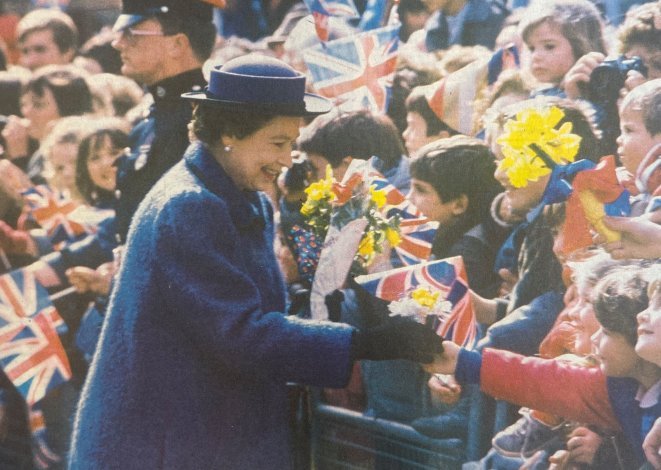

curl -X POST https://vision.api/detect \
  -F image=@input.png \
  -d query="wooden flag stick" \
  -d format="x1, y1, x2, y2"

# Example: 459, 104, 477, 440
49, 286, 77, 302
0, 248, 11, 272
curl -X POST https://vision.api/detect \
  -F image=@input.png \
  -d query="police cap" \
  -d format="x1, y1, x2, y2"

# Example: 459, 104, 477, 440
113, 0, 220, 32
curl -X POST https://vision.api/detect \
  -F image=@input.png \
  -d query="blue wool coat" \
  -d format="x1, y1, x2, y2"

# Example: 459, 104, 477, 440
69, 142, 355, 469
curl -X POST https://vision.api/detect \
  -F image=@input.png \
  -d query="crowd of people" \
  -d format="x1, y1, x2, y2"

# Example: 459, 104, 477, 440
0, 0, 658, 469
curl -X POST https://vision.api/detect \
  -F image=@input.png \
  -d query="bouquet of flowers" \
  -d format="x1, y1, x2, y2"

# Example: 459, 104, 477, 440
304, 159, 438, 320
387, 285, 453, 326
495, 103, 630, 256
300, 162, 401, 271
496, 104, 580, 188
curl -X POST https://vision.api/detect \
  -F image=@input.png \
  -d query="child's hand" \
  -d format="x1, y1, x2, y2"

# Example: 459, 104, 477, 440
428, 374, 461, 405
66, 262, 114, 295
566, 426, 601, 465
622, 69, 647, 97
643, 417, 661, 470
598, 215, 661, 260
0, 116, 30, 160
422, 339, 459, 375
563, 52, 605, 100
0, 159, 32, 198
497, 268, 518, 297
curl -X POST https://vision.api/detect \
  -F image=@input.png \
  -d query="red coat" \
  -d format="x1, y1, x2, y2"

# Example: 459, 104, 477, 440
480, 348, 620, 431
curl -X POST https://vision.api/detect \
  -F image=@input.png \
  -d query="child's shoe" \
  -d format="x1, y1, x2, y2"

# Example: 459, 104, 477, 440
491, 412, 530, 457
520, 420, 568, 458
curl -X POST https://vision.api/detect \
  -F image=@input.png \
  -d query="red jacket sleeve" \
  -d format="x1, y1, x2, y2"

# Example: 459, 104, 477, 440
480, 348, 621, 431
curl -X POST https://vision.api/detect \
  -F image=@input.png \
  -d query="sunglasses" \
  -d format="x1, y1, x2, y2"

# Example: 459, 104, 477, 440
116, 28, 168, 45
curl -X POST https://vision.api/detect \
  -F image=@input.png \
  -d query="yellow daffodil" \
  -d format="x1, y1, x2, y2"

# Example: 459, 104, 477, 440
369, 185, 387, 209
304, 165, 334, 201
358, 231, 376, 258
385, 227, 401, 247
496, 105, 582, 188
411, 287, 439, 308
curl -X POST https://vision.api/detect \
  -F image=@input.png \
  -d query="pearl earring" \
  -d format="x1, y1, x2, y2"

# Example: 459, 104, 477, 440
224, 145, 232, 153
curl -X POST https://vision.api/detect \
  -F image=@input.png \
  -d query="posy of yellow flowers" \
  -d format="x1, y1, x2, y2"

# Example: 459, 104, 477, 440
496, 105, 581, 188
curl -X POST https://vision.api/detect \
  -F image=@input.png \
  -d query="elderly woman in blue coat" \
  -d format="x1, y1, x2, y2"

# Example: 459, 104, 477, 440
68, 54, 442, 469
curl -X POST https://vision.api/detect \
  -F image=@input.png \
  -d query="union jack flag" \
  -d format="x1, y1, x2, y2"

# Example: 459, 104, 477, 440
303, 0, 360, 41
355, 257, 477, 348
19, 185, 107, 247
369, 176, 437, 267
0, 269, 71, 407
303, 24, 400, 112
424, 44, 519, 135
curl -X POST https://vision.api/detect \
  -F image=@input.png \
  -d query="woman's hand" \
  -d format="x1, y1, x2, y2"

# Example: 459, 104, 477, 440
643, 417, 661, 470
565, 426, 601, 465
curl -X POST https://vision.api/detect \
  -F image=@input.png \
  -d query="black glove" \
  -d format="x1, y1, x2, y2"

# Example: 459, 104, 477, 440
324, 289, 344, 322
351, 316, 444, 363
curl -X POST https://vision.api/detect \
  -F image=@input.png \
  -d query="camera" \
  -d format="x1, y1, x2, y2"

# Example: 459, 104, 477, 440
588, 56, 647, 104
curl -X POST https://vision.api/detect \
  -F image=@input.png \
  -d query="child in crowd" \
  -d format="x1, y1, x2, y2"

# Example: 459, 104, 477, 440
518, 0, 606, 96
73, 118, 128, 208
636, 273, 661, 369
471, 97, 601, 354
563, 1, 661, 156
615, 79, 661, 215
40, 116, 88, 203
402, 86, 459, 156
473, 68, 535, 139
297, 110, 410, 192
405, 136, 515, 440
638, 277, 661, 468
429, 264, 661, 468
565, 1, 661, 103
485, 252, 638, 469
409, 135, 505, 298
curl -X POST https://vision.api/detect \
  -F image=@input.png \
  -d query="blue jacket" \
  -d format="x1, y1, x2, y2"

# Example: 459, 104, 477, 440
69, 142, 355, 469
424, 0, 507, 52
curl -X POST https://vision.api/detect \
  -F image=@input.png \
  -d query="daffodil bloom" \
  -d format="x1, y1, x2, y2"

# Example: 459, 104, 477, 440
358, 231, 376, 258
369, 185, 387, 208
496, 105, 582, 188
411, 287, 439, 308
304, 165, 334, 201
385, 227, 401, 247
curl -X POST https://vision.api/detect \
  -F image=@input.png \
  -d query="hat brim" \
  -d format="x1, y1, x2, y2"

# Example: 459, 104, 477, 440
181, 91, 332, 117
113, 14, 149, 32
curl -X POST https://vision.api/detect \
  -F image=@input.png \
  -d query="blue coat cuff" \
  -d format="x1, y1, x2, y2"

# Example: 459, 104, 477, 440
456, 348, 482, 384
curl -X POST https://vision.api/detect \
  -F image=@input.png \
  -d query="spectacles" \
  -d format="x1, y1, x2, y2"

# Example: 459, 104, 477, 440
117, 28, 167, 45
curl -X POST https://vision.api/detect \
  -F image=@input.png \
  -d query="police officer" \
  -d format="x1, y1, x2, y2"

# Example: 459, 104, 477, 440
112, 0, 217, 243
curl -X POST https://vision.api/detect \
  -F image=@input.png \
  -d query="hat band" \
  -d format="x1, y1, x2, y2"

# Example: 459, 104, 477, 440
208, 71, 307, 107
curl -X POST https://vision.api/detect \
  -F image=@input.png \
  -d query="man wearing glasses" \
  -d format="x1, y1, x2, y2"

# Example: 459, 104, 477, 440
111, 0, 217, 244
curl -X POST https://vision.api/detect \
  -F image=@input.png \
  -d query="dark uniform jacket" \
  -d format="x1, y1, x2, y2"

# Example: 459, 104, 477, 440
114, 68, 205, 243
